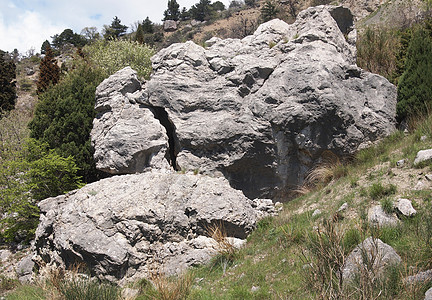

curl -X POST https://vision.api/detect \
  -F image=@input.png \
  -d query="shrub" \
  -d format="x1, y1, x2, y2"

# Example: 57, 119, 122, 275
397, 27, 432, 121
0, 50, 17, 112
84, 39, 155, 79
29, 64, 105, 183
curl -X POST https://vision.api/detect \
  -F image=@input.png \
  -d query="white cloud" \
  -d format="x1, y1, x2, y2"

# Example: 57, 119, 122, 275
0, 0, 232, 54
0, 10, 65, 54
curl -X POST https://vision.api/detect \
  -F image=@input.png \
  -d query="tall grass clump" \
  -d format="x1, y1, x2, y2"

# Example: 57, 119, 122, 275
357, 26, 400, 80
84, 40, 155, 79
59, 277, 120, 300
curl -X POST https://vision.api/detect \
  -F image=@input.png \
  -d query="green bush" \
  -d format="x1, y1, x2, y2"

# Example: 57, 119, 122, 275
380, 198, 394, 214
83, 40, 155, 79
29, 64, 104, 183
397, 27, 432, 121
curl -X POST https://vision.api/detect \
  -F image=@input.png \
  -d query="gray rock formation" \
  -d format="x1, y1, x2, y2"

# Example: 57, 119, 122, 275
368, 205, 399, 227
342, 237, 402, 282
33, 171, 275, 283
403, 269, 432, 285
92, 5, 396, 200
426, 287, 432, 300
91, 67, 171, 174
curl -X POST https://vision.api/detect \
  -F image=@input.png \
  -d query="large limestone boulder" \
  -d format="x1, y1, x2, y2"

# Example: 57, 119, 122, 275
91, 67, 171, 174
33, 171, 274, 283
92, 6, 396, 200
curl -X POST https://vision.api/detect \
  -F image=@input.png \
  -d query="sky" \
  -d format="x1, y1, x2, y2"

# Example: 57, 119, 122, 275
0, 0, 231, 54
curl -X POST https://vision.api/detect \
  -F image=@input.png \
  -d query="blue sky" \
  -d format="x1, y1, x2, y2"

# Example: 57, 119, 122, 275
0, 0, 231, 54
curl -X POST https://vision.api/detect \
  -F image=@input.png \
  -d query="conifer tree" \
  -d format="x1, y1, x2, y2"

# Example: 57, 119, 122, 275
135, 24, 145, 44
142, 17, 154, 34
0, 50, 16, 112
190, 0, 212, 21
103, 16, 128, 40
164, 0, 180, 21
36, 45, 60, 94
397, 27, 432, 121
261, 1, 279, 22
41, 40, 51, 54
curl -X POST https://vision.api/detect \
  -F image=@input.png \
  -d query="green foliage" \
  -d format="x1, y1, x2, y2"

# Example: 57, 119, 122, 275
103, 16, 128, 40
142, 17, 154, 34
369, 183, 397, 200
36, 45, 60, 94
51, 29, 87, 50
190, 0, 213, 22
380, 197, 394, 214
397, 26, 432, 121
83, 39, 155, 79
164, 0, 181, 21
0, 50, 17, 112
261, 1, 279, 22
40, 40, 51, 54
25, 139, 83, 201
30, 64, 104, 182
135, 24, 145, 44
245, 0, 257, 7
5, 284, 46, 300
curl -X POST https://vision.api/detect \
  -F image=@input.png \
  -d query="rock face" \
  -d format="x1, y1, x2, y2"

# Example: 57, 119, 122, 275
33, 171, 274, 283
92, 67, 171, 174
92, 5, 396, 200
342, 237, 402, 282
413, 149, 432, 166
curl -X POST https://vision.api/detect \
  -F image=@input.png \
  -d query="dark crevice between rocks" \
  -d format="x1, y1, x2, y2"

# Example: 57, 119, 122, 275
150, 106, 180, 171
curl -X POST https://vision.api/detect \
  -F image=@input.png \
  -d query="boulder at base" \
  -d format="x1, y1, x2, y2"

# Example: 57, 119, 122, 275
33, 171, 274, 284
92, 5, 397, 200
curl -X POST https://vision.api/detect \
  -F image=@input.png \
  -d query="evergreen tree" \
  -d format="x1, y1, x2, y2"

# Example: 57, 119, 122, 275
261, 1, 279, 22
135, 24, 145, 44
0, 51, 16, 113
164, 0, 180, 21
51, 29, 87, 49
190, 0, 212, 21
103, 16, 128, 40
30, 64, 105, 182
397, 27, 432, 121
36, 45, 60, 94
41, 40, 51, 54
212, 1, 226, 11
180, 7, 190, 21
142, 17, 154, 34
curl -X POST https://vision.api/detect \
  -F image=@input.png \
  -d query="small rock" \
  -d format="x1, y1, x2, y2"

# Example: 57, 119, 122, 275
403, 269, 432, 284
122, 288, 139, 300
342, 237, 401, 282
251, 286, 260, 292
421, 135, 427, 141
163, 20, 177, 32
312, 209, 322, 217
0, 249, 12, 262
206, 37, 222, 47
426, 287, 432, 300
337, 202, 348, 212
394, 198, 416, 217
16, 255, 34, 283
25, 67, 35, 76
368, 205, 398, 227
415, 180, 426, 190
396, 159, 405, 167
425, 174, 432, 181
413, 149, 432, 166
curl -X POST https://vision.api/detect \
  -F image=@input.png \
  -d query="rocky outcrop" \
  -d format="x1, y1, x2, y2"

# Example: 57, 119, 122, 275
413, 149, 432, 166
92, 67, 171, 174
33, 171, 275, 283
92, 5, 396, 200
368, 205, 399, 227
